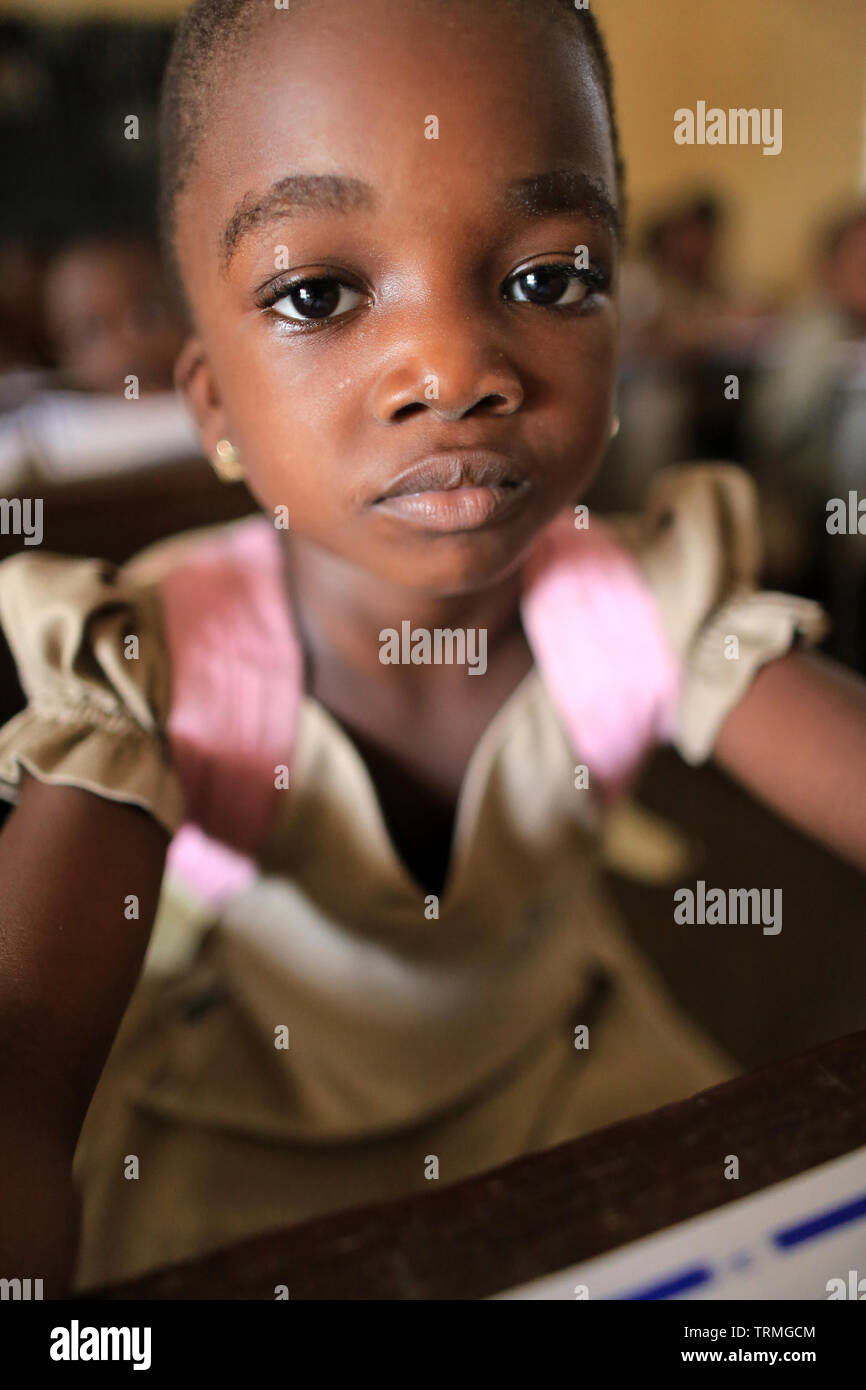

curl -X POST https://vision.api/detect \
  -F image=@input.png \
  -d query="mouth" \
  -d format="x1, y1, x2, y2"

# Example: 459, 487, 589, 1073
371, 450, 531, 533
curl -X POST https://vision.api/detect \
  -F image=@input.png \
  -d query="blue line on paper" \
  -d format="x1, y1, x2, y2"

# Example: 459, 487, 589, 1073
773, 1191, 866, 1250
617, 1265, 713, 1300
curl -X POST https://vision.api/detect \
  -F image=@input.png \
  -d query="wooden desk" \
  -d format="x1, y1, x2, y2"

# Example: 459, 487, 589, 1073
90, 1028, 866, 1300
0, 457, 256, 569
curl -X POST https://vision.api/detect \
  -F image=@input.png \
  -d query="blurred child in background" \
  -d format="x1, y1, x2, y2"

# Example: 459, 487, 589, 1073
0, 229, 199, 491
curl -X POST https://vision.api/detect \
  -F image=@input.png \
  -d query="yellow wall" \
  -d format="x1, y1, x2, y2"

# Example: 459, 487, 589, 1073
5, 0, 866, 293
593, 0, 866, 293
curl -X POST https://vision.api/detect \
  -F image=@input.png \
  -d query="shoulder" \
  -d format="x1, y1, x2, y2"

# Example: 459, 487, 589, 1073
0, 514, 260, 667
606, 461, 828, 763
0, 514, 284, 839
0, 543, 168, 712
121, 515, 261, 586
606, 461, 765, 656
0, 528, 235, 835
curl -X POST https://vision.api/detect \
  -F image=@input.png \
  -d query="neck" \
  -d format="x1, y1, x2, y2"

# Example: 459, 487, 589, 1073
283, 535, 526, 685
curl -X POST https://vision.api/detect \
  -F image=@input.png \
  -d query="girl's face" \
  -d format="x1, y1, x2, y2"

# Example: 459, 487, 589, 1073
175, 0, 620, 596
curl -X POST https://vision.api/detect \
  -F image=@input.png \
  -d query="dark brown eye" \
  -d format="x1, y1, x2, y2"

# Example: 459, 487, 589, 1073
272, 277, 363, 322
506, 264, 588, 307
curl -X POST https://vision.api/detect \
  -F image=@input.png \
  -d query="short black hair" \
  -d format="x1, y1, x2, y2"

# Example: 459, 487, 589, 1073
158, 0, 626, 309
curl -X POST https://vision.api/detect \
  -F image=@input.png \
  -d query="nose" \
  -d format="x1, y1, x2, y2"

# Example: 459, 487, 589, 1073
370, 300, 524, 424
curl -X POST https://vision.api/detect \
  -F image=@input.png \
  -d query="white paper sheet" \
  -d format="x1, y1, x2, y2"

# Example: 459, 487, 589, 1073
491, 1144, 866, 1299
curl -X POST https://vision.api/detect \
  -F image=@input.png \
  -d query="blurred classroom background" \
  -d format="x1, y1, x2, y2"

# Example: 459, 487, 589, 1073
0, 0, 865, 1074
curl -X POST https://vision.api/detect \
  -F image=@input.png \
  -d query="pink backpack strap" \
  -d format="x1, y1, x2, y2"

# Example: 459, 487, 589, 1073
159, 517, 302, 907
520, 510, 682, 799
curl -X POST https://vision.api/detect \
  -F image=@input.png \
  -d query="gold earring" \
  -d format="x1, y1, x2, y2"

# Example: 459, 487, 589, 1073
610, 415, 620, 439
212, 438, 244, 482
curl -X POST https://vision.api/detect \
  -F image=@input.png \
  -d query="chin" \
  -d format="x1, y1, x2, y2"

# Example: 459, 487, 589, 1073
370, 525, 540, 597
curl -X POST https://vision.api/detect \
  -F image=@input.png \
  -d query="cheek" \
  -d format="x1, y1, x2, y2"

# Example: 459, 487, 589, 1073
545, 318, 618, 461
215, 333, 344, 513
533, 347, 616, 514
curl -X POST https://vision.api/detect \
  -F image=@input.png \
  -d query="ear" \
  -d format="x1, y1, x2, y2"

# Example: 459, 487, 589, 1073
174, 336, 230, 458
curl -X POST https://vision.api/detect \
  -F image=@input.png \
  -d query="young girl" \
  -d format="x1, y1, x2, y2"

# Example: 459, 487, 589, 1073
1, 0, 864, 1296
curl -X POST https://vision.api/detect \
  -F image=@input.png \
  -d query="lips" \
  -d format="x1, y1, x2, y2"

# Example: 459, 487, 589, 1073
372, 450, 531, 533
375, 451, 524, 500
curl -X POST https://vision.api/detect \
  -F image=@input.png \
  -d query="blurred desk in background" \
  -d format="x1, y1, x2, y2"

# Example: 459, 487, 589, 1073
0, 456, 256, 568
89, 1029, 866, 1300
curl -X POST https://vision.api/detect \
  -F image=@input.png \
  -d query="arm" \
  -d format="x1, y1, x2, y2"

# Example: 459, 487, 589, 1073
712, 649, 866, 874
0, 772, 167, 1294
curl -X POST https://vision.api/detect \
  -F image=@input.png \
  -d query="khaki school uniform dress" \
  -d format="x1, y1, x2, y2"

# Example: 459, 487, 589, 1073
0, 464, 827, 1292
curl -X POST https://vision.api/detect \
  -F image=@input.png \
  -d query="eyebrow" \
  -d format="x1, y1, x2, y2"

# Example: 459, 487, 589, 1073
221, 174, 376, 270
503, 170, 621, 240
220, 167, 620, 271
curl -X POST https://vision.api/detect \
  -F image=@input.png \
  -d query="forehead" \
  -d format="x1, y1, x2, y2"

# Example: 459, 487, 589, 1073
176, 0, 616, 279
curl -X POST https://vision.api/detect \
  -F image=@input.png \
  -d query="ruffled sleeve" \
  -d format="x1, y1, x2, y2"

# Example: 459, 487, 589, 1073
623, 463, 830, 763
0, 551, 186, 834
